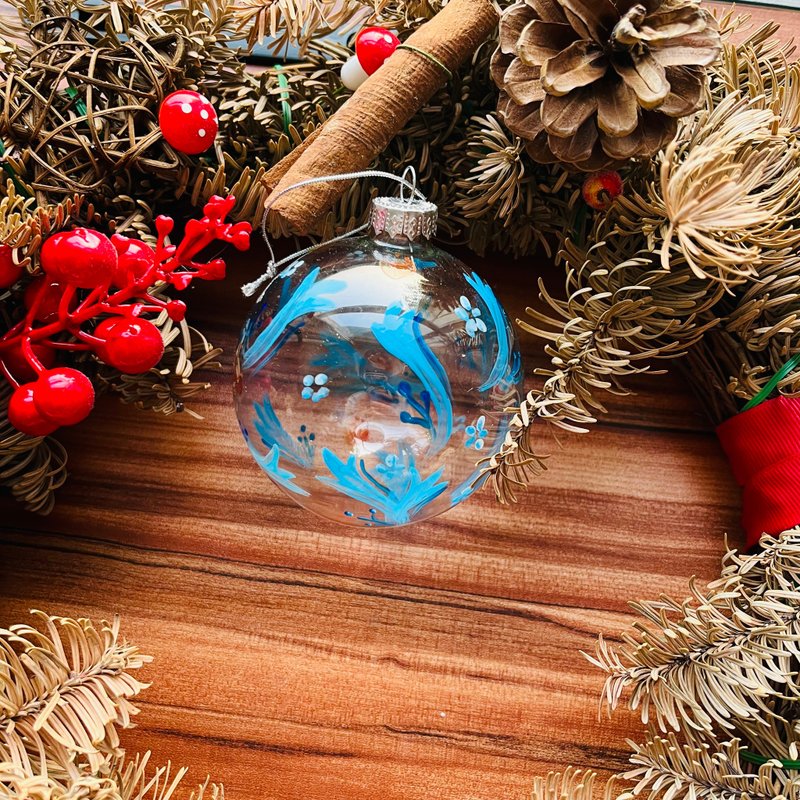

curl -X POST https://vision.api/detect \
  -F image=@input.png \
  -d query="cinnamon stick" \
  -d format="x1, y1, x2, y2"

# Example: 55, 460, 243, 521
261, 123, 326, 192
265, 0, 498, 235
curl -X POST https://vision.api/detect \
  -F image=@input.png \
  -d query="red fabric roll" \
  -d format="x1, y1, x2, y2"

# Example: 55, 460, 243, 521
716, 396, 800, 549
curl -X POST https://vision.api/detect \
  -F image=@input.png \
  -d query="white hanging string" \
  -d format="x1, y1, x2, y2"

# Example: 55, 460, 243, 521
242, 166, 426, 299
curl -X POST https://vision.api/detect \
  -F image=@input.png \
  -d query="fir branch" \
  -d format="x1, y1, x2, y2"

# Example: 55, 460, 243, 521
484, 240, 723, 503
586, 529, 800, 748
0, 752, 221, 800
531, 768, 617, 800
531, 529, 800, 800
231, 0, 375, 53
0, 611, 151, 781
0, 613, 219, 800
624, 734, 800, 800
588, 591, 800, 735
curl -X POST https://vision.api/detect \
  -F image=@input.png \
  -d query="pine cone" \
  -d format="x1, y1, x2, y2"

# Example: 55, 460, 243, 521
492, 0, 721, 170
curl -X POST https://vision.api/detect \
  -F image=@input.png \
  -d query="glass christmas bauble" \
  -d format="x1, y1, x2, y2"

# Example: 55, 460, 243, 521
234, 197, 522, 527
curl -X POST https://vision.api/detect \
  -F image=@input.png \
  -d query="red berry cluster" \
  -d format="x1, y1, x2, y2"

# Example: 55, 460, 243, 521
0, 195, 251, 437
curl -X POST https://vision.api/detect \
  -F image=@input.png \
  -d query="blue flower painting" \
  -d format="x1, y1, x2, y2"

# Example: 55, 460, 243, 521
465, 415, 488, 450
455, 295, 488, 338
464, 272, 513, 392
301, 373, 330, 402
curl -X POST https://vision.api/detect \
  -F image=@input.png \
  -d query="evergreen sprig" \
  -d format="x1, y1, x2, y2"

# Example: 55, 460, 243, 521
535, 529, 800, 800
0, 611, 216, 800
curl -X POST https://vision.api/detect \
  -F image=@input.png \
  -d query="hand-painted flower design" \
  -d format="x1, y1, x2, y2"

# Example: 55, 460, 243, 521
465, 415, 488, 450
302, 372, 330, 402
280, 260, 302, 279
455, 295, 487, 337
376, 452, 398, 478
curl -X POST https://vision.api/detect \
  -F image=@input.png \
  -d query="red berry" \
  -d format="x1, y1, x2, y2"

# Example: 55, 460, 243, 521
166, 300, 186, 322
23, 277, 75, 322
0, 245, 22, 289
159, 90, 218, 155
8, 384, 59, 436
40, 228, 118, 288
110, 235, 156, 288
1, 340, 56, 381
230, 223, 252, 251
94, 317, 164, 374
582, 170, 624, 211
355, 27, 400, 75
203, 258, 226, 280
32, 367, 94, 426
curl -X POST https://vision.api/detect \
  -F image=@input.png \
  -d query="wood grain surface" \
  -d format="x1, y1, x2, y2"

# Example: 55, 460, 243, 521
0, 5, 797, 798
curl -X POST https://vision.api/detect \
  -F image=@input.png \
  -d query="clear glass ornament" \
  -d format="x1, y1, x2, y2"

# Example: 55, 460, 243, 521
234, 196, 522, 527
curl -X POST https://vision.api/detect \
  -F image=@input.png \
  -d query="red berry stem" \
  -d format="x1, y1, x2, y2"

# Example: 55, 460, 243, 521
75, 330, 105, 347
57, 283, 78, 325
45, 340, 92, 351
20, 336, 46, 374
1, 196, 252, 436
74, 284, 107, 315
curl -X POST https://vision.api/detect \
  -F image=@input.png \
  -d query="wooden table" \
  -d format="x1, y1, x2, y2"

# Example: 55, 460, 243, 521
0, 5, 796, 798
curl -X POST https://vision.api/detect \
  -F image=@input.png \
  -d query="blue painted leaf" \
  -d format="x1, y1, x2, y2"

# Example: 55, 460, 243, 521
243, 267, 346, 374
251, 443, 310, 497
253, 394, 314, 468
464, 272, 513, 392
372, 306, 453, 454
317, 446, 448, 525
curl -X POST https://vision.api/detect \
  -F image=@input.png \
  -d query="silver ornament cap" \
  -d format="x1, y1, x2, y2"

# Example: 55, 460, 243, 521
370, 196, 438, 241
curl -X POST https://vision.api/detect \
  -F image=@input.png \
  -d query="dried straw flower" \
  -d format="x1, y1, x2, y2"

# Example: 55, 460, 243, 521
623, 95, 800, 285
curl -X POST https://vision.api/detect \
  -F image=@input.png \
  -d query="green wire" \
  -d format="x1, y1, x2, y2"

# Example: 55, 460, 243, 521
65, 86, 87, 117
0, 140, 31, 197
740, 749, 800, 769
742, 352, 800, 413
275, 66, 292, 134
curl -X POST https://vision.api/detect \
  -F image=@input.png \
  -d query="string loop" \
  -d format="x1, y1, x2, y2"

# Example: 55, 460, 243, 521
242, 168, 428, 299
